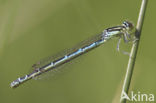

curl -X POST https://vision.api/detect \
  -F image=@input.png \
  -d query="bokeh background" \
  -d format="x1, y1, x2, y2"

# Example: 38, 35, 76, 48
0, 0, 155, 103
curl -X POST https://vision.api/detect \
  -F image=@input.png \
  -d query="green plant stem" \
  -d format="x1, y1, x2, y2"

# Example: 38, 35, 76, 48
120, 0, 148, 103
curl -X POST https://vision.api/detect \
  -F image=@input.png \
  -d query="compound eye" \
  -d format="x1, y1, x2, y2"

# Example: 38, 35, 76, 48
123, 21, 129, 27
123, 21, 134, 30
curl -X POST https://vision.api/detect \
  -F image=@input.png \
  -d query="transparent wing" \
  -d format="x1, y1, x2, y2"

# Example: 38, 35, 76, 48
31, 33, 104, 80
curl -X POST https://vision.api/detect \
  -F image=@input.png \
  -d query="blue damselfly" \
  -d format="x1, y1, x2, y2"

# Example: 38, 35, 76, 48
10, 21, 134, 88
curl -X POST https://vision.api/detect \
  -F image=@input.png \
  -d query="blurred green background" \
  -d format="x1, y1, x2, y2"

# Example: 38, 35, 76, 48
0, 0, 155, 103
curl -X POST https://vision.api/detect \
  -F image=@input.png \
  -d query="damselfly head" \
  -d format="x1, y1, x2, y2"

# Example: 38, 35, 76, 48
122, 21, 134, 31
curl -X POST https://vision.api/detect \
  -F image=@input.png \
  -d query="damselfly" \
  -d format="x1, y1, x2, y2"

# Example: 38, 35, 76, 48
10, 21, 134, 88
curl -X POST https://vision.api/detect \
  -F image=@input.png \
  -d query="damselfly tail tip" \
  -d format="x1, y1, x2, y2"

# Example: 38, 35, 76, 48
10, 79, 20, 88
10, 75, 32, 88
